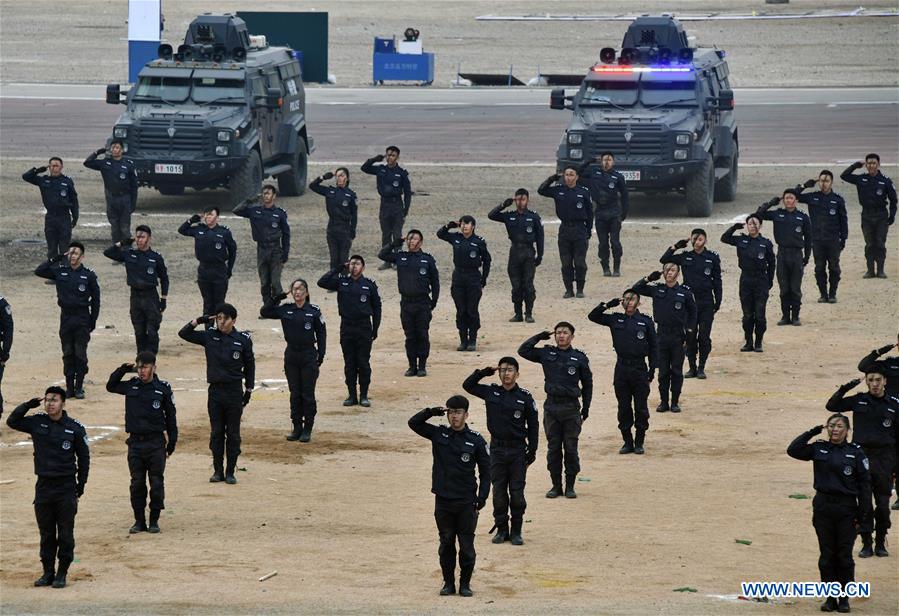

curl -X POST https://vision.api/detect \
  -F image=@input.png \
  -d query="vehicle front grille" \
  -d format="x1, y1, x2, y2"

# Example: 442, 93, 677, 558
136, 118, 209, 154
587, 125, 664, 158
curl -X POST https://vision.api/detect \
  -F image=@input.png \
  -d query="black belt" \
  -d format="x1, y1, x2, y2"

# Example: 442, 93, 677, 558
60, 306, 89, 314
511, 241, 534, 246
106, 189, 129, 197
130, 286, 156, 293
546, 393, 578, 403
560, 220, 587, 226
401, 295, 430, 302
617, 357, 646, 366
128, 432, 164, 442
209, 381, 243, 388
815, 492, 857, 504
492, 438, 526, 448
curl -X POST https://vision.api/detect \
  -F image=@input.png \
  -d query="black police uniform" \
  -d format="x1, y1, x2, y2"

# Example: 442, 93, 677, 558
106, 366, 177, 527
260, 299, 326, 438
721, 225, 775, 350
408, 407, 490, 592
588, 303, 658, 450
310, 177, 358, 271
583, 165, 629, 274
378, 241, 440, 374
436, 225, 492, 350
22, 167, 79, 259
103, 243, 169, 354
83, 150, 138, 244
537, 175, 593, 295
826, 387, 899, 553
232, 199, 291, 307
756, 202, 812, 323
177, 219, 237, 318
632, 279, 697, 410
660, 245, 722, 374
178, 322, 255, 478
7, 400, 89, 586
463, 368, 538, 539
361, 158, 412, 265
317, 268, 382, 402
0, 296, 12, 418
796, 187, 848, 300
788, 426, 871, 604
840, 164, 897, 276
859, 344, 899, 502
487, 201, 544, 320
35, 258, 100, 395
518, 334, 592, 492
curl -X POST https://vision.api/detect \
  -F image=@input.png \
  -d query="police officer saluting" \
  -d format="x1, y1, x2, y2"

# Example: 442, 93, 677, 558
858, 333, 899, 510
23, 157, 79, 259
311, 168, 358, 272
178, 303, 255, 484
633, 266, 697, 413
795, 171, 848, 302
660, 229, 721, 378
840, 154, 897, 278
518, 323, 592, 498
261, 279, 326, 442
463, 358, 538, 545
232, 184, 291, 311
589, 290, 658, 454
826, 371, 898, 559
721, 215, 775, 352
83, 139, 137, 244
106, 351, 177, 534
538, 166, 593, 296
178, 206, 237, 319
0, 295, 12, 419
6, 387, 89, 589
437, 216, 492, 352
583, 152, 629, 277
362, 146, 412, 270
787, 414, 871, 614
35, 242, 100, 399
408, 395, 490, 597
378, 230, 439, 376
317, 256, 381, 407
103, 225, 169, 354
488, 189, 544, 323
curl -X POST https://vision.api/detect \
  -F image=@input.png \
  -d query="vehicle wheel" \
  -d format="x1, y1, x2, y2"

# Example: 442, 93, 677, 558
277, 142, 308, 197
685, 154, 714, 217
157, 186, 185, 196
714, 149, 738, 202
230, 149, 262, 206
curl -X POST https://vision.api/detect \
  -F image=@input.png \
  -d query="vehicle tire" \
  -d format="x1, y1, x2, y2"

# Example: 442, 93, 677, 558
277, 142, 308, 197
714, 148, 738, 202
685, 154, 714, 217
157, 186, 185, 196
230, 149, 262, 206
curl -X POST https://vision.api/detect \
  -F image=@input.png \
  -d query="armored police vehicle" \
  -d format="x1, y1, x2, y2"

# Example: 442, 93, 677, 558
106, 14, 313, 204
551, 15, 737, 216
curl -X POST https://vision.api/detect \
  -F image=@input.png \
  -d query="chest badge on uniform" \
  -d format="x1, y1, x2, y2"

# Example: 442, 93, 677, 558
153, 400, 161, 409
271, 221, 278, 228
232, 351, 241, 359
461, 453, 471, 462
637, 330, 646, 340
757, 251, 765, 259
119, 172, 127, 180
62, 441, 71, 450
341, 199, 349, 207
215, 242, 222, 250
360, 295, 368, 302
513, 410, 522, 419
567, 366, 577, 375
78, 283, 86, 292
576, 202, 583, 209
843, 465, 853, 476
829, 208, 836, 215
794, 225, 802, 233
884, 417, 893, 428
304, 322, 312, 330
60, 189, 67, 197
147, 267, 154, 274
674, 301, 683, 310
392, 180, 399, 187
419, 267, 427, 275
526, 225, 533, 233
704, 267, 711, 275
469, 250, 477, 258
876, 188, 883, 196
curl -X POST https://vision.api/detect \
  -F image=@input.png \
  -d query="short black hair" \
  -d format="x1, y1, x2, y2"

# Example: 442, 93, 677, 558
45, 385, 66, 401
49, 156, 63, 166
514, 188, 529, 197
69, 241, 85, 253
349, 254, 365, 266
336, 166, 351, 185
826, 413, 850, 430
136, 351, 156, 365
819, 169, 833, 180
863, 366, 886, 377
460, 215, 476, 226
203, 205, 220, 215
623, 287, 641, 299
600, 151, 615, 159
745, 213, 762, 225
865, 153, 880, 163
782, 188, 799, 198
406, 229, 423, 241
445, 394, 469, 411
563, 164, 580, 174
214, 303, 237, 319
554, 321, 575, 334
690, 228, 707, 238
110, 138, 124, 147
386, 145, 400, 155
498, 356, 519, 371
290, 278, 310, 300
135, 224, 152, 236
263, 183, 278, 195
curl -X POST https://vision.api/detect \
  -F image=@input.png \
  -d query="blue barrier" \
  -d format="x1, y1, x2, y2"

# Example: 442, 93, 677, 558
372, 52, 434, 84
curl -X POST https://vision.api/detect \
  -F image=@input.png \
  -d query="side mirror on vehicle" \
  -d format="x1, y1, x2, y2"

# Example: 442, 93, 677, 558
106, 83, 122, 105
550, 88, 567, 110
715, 89, 734, 110
265, 87, 282, 110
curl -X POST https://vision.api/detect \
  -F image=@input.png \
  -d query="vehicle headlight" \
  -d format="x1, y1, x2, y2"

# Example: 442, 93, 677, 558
675, 133, 691, 145
567, 132, 582, 145
215, 145, 229, 156
114, 127, 127, 138
674, 149, 688, 160
217, 130, 231, 142
569, 148, 583, 160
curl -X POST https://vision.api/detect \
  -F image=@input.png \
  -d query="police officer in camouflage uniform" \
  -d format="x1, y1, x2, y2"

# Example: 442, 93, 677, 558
106, 351, 177, 534
311, 168, 358, 272
488, 189, 544, 323
178, 206, 237, 319
582, 152, 629, 276
795, 171, 848, 302
233, 184, 291, 310
0, 296, 12, 419
23, 158, 79, 259
537, 166, 593, 297
83, 140, 137, 244
362, 146, 412, 270
103, 225, 169, 354
841, 154, 897, 278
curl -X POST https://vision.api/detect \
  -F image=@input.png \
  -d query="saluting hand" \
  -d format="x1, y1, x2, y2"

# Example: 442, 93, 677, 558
537, 330, 552, 341
189, 214, 201, 224
606, 297, 621, 308
26, 397, 43, 409
646, 270, 663, 282
119, 362, 136, 372
803, 179, 817, 189
673, 238, 689, 250
502, 198, 514, 208
842, 378, 862, 390
322, 171, 334, 180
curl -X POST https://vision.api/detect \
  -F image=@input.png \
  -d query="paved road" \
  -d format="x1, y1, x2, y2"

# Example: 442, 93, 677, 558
1, 85, 896, 164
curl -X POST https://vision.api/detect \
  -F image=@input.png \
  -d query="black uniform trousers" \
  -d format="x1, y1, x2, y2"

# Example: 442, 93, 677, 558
614, 361, 650, 446
859, 446, 894, 538
105, 191, 132, 244
59, 309, 90, 383
595, 216, 622, 268
0, 363, 6, 417
776, 247, 805, 317
127, 433, 166, 517
507, 244, 536, 314
35, 496, 78, 572
739, 276, 769, 342
490, 442, 527, 526
256, 243, 284, 306
434, 496, 478, 584
45, 217, 72, 260
558, 224, 588, 290
327, 232, 352, 272
379, 202, 405, 264
340, 321, 373, 392
812, 493, 857, 587
687, 299, 715, 369
657, 329, 686, 406
860, 215, 889, 271
812, 240, 842, 298
207, 382, 244, 473
130, 288, 162, 355
451, 284, 482, 343
543, 397, 582, 480
197, 265, 228, 318
400, 298, 432, 368
284, 347, 319, 430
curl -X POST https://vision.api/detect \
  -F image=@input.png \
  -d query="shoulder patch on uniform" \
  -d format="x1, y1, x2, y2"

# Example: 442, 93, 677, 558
310, 303, 321, 310
241, 331, 252, 339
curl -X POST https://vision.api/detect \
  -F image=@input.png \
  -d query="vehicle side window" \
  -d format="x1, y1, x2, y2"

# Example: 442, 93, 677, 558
266, 71, 282, 94
250, 77, 266, 98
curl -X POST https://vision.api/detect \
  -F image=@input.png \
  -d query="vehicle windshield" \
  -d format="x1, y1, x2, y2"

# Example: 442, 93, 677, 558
133, 75, 245, 104
640, 79, 697, 106
581, 81, 639, 106
192, 78, 246, 104
580, 78, 697, 107
133, 76, 191, 102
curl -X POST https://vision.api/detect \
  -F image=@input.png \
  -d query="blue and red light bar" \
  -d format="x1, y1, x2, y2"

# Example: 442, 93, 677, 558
592, 65, 692, 73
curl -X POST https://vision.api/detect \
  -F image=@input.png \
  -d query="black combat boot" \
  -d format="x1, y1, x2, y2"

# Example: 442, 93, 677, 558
858, 533, 874, 558
466, 329, 478, 352
684, 359, 697, 378
492, 521, 509, 544
148, 509, 161, 533
509, 518, 524, 545
73, 374, 85, 399
65, 374, 76, 399
209, 461, 225, 483
299, 419, 313, 443
753, 333, 764, 353
791, 305, 802, 326
777, 300, 791, 326
828, 280, 838, 303
874, 531, 889, 557
563, 283, 574, 299
696, 362, 707, 379
741, 323, 754, 351
612, 257, 621, 277
836, 596, 850, 613
343, 386, 358, 406
416, 358, 427, 377
546, 475, 562, 498
286, 422, 302, 441
404, 362, 417, 377
575, 281, 585, 298
458, 566, 474, 597
51, 563, 69, 588
863, 260, 875, 278
439, 577, 456, 596
129, 509, 148, 533
457, 331, 468, 351
509, 303, 523, 322
524, 312, 535, 323
634, 430, 646, 455
224, 460, 238, 484
820, 597, 838, 612
34, 565, 55, 587
564, 475, 577, 498
601, 260, 611, 276
359, 385, 371, 408
619, 430, 635, 454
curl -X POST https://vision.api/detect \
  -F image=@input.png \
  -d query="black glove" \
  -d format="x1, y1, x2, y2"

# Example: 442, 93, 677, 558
765, 197, 780, 208
802, 256, 809, 266
430, 298, 438, 310
729, 222, 743, 232
274, 291, 290, 302
549, 173, 561, 183
803, 179, 817, 189
446, 221, 459, 229
122, 237, 135, 247
166, 440, 176, 456
646, 270, 663, 282
481, 366, 498, 375
76, 483, 85, 497
374, 154, 385, 162
71, 217, 78, 228
537, 330, 552, 341
49, 253, 66, 263
281, 254, 289, 264
525, 449, 536, 466
322, 171, 334, 180
480, 279, 487, 289
196, 315, 211, 325
606, 297, 621, 308
647, 369, 655, 383
476, 499, 486, 511
35, 166, 48, 174
189, 214, 202, 224
242, 390, 252, 407
876, 343, 896, 355
427, 407, 445, 417
673, 238, 689, 250
159, 298, 167, 313
840, 239, 845, 250
118, 362, 135, 372
534, 256, 542, 267
317, 356, 325, 367
89, 321, 97, 333
95, 147, 107, 156
889, 216, 895, 226
850, 161, 864, 169
714, 303, 721, 313
26, 397, 42, 409
841, 378, 862, 391
810, 425, 824, 435
580, 407, 589, 421
372, 330, 378, 341
502, 197, 514, 208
